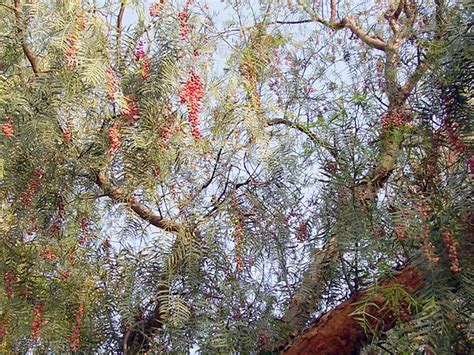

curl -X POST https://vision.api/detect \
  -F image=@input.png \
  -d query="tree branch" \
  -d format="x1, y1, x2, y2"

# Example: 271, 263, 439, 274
267, 118, 338, 157
281, 265, 424, 355
295, 1, 387, 51
95, 170, 181, 233
13, 0, 41, 75
116, 1, 126, 71
401, 58, 430, 99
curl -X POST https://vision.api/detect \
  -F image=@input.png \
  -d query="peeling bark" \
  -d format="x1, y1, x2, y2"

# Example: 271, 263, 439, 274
282, 266, 424, 355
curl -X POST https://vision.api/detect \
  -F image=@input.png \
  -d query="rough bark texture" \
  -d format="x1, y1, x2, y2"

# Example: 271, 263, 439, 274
95, 170, 181, 233
282, 265, 423, 355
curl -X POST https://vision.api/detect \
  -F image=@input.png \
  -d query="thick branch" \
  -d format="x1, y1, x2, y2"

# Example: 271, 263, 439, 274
341, 17, 387, 51
95, 170, 181, 233
401, 57, 431, 98
295, 1, 387, 51
13, 0, 41, 75
282, 265, 424, 355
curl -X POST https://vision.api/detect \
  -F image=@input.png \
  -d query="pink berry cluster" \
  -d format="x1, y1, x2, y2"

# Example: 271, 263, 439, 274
22, 168, 43, 207
134, 41, 151, 79
180, 71, 204, 139
140, 59, 151, 79
0, 119, 14, 137
64, 11, 88, 70
121, 96, 140, 125
63, 129, 72, 141
105, 67, 119, 101
75, 11, 87, 31
234, 219, 245, 273
108, 123, 121, 153
178, 10, 190, 40
80, 218, 89, 244
381, 109, 411, 129
72, 303, 84, 351
134, 41, 146, 61
418, 224, 439, 264
441, 229, 461, 273
149, 0, 166, 17
445, 121, 467, 155
64, 32, 79, 69
32, 302, 45, 341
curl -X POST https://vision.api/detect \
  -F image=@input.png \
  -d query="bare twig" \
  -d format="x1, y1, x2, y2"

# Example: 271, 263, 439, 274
267, 118, 338, 157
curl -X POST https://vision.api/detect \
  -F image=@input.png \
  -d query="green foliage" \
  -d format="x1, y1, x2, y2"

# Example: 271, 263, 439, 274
0, 0, 472, 353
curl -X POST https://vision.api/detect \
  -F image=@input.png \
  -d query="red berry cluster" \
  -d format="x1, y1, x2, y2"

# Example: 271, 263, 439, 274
180, 71, 204, 139
178, 10, 190, 40
441, 229, 461, 273
31, 302, 45, 341
105, 67, 119, 101
48, 220, 61, 234
394, 223, 408, 240
443, 119, 473, 178
381, 109, 411, 129
27, 216, 39, 235
72, 303, 84, 351
296, 222, 308, 242
0, 120, 14, 137
42, 247, 58, 260
121, 96, 140, 125
445, 122, 467, 155
108, 123, 121, 153
3, 270, 16, 299
22, 168, 43, 207
160, 125, 173, 142
0, 323, 4, 340
398, 301, 412, 322
63, 129, 72, 141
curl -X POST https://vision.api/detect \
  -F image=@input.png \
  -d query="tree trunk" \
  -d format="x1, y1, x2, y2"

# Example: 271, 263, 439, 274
282, 265, 423, 355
